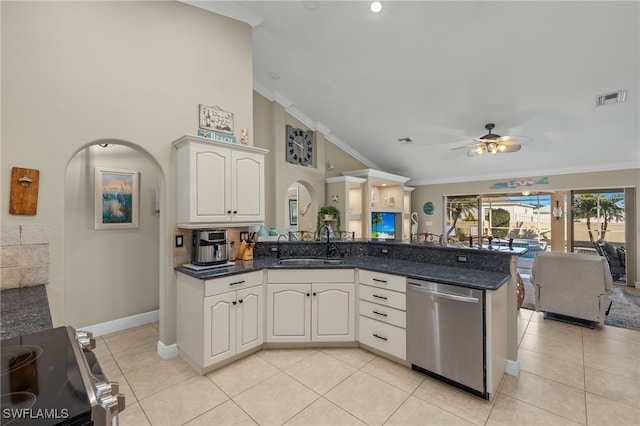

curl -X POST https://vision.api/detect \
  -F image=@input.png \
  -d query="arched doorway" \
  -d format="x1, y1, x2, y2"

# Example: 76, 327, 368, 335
63, 141, 163, 330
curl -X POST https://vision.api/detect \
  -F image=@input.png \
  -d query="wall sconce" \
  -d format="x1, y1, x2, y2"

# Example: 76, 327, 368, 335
552, 200, 563, 220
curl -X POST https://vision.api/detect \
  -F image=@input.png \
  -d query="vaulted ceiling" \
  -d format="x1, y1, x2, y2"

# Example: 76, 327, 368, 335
183, 1, 639, 185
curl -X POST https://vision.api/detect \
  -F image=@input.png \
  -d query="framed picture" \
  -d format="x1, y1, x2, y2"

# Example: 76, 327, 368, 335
94, 167, 139, 230
199, 104, 234, 135
289, 199, 298, 226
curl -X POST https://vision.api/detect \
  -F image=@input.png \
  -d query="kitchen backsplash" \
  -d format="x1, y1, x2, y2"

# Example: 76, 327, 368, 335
1, 224, 50, 290
173, 226, 246, 267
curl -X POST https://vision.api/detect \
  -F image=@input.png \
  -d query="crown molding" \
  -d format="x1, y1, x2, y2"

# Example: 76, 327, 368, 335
179, 1, 264, 27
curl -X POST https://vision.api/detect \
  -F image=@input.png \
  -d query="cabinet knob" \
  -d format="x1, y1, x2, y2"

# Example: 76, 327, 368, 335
233, 210, 237, 214
306, 293, 310, 297
227, 210, 232, 214
238, 299, 243, 303
232, 301, 237, 305
312, 292, 316, 296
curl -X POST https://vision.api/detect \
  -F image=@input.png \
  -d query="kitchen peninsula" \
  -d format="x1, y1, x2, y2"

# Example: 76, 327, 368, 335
175, 240, 521, 400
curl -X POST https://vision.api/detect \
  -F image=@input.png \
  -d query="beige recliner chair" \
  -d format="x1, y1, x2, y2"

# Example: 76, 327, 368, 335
531, 252, 613, 325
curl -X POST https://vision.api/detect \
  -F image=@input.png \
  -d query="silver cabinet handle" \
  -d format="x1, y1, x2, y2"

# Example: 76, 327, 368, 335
408, 284, 479, 303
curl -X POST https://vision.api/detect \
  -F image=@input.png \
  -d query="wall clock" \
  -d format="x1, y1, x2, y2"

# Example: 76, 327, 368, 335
286, 125, 314, 166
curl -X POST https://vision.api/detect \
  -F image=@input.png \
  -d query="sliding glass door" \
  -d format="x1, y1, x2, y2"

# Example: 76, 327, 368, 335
444, 193, 552, 252
571, 189, 627, 282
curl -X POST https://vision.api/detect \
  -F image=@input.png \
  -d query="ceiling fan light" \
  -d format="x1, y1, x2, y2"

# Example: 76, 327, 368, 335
498, 144, 506, 152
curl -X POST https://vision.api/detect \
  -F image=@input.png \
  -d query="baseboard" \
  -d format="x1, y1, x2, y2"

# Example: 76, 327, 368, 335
157, 340, 179, 360
80, 310, 159, 337
505, 359, 520, 377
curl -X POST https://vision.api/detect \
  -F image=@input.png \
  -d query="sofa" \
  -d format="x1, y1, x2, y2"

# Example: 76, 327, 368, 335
531, 252, 613, 325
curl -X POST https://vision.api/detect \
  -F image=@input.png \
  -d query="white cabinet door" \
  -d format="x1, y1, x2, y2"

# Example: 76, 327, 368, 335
231, 150, 265, 222
267, 284, 311, 342
236, 286, 263, 353
194, 148, 231, 222
312, 283, 355, 342
204, 292, 236, 366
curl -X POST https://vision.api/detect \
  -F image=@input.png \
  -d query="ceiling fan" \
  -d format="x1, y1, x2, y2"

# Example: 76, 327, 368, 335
452, 123, 533, 157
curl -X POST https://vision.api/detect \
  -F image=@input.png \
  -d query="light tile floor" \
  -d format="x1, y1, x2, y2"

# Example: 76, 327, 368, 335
96, 312, 640, 426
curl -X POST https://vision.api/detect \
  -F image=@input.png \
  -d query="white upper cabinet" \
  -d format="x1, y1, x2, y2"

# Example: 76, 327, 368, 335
174, 135, 268, 226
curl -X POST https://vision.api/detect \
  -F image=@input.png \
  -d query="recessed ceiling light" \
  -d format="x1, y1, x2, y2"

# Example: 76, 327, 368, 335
370, 1, 382, 13
304, 1, 320, 12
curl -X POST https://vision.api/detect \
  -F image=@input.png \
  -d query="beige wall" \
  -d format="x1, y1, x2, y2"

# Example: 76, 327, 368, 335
1, 1, 253, 346
252, 92, 366, 234
64, 145, 160, 327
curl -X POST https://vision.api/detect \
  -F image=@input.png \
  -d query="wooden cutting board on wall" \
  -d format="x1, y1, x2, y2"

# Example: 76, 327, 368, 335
10, 167, 40, 215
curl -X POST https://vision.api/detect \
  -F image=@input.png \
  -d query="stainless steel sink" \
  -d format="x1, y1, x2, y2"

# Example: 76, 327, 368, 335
276, 258, 344, 265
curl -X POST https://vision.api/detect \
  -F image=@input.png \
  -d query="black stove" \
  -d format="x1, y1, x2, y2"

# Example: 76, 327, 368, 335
1, 326, 124, 425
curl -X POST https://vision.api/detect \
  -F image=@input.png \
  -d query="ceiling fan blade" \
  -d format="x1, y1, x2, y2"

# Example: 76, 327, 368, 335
497, 135, 533, 145
466, 148, 482, 157
450, 144, 477, 151
499, 143, 522, 153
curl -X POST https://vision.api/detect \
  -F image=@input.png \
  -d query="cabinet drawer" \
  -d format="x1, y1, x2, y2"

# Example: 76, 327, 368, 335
358, 316, 406, 360
359, 299, 406, 328
268, 269, 355, 284
359, 270, 406, 293
359, 284, 406, 310
205, 271, 262, 297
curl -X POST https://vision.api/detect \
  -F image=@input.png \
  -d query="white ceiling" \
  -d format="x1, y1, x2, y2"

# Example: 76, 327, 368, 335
183, 1, 639, 185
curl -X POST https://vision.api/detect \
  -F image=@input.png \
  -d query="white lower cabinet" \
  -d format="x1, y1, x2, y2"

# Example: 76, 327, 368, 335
266, 269, 356, 343
357, 270, 407, 360
177, 271, 263, 372
204, 285, 263, 365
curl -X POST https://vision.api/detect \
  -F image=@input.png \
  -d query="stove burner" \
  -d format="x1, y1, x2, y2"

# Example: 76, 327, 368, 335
0, 345, 43, 376
0, 392, 36, 425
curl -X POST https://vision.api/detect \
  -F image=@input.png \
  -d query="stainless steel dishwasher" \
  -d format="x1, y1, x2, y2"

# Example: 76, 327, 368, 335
406, 279, 487, 399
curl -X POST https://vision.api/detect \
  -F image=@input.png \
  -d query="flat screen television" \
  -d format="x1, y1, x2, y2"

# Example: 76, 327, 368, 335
371, 212, 396, 240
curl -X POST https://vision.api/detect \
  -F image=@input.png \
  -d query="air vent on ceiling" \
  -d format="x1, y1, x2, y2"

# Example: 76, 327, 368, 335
398, 137, 413, 144
596, 90, 627, 107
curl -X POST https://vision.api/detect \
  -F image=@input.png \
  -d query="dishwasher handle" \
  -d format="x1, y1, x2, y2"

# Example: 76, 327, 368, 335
407, 283, 480, 303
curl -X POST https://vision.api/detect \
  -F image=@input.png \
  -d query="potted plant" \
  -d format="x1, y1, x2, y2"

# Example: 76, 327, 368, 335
317, 205, 340, 230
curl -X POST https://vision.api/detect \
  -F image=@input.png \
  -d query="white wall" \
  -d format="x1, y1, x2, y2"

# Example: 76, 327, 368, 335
1, 1, 253, 346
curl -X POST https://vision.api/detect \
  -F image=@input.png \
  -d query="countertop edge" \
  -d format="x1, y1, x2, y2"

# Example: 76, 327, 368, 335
175, 256, 511, 291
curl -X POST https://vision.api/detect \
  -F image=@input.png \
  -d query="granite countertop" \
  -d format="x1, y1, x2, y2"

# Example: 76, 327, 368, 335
175, 255, 510, 291
1, 284, 53, 340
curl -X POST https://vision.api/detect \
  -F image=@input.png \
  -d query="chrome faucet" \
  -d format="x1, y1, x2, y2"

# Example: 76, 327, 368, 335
317, 225, 337, 257
276, 234, 289, 258
317, 224, 330, 244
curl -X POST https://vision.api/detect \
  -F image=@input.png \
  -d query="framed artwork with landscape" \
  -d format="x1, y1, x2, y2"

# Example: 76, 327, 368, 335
94, 167, 139, 230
